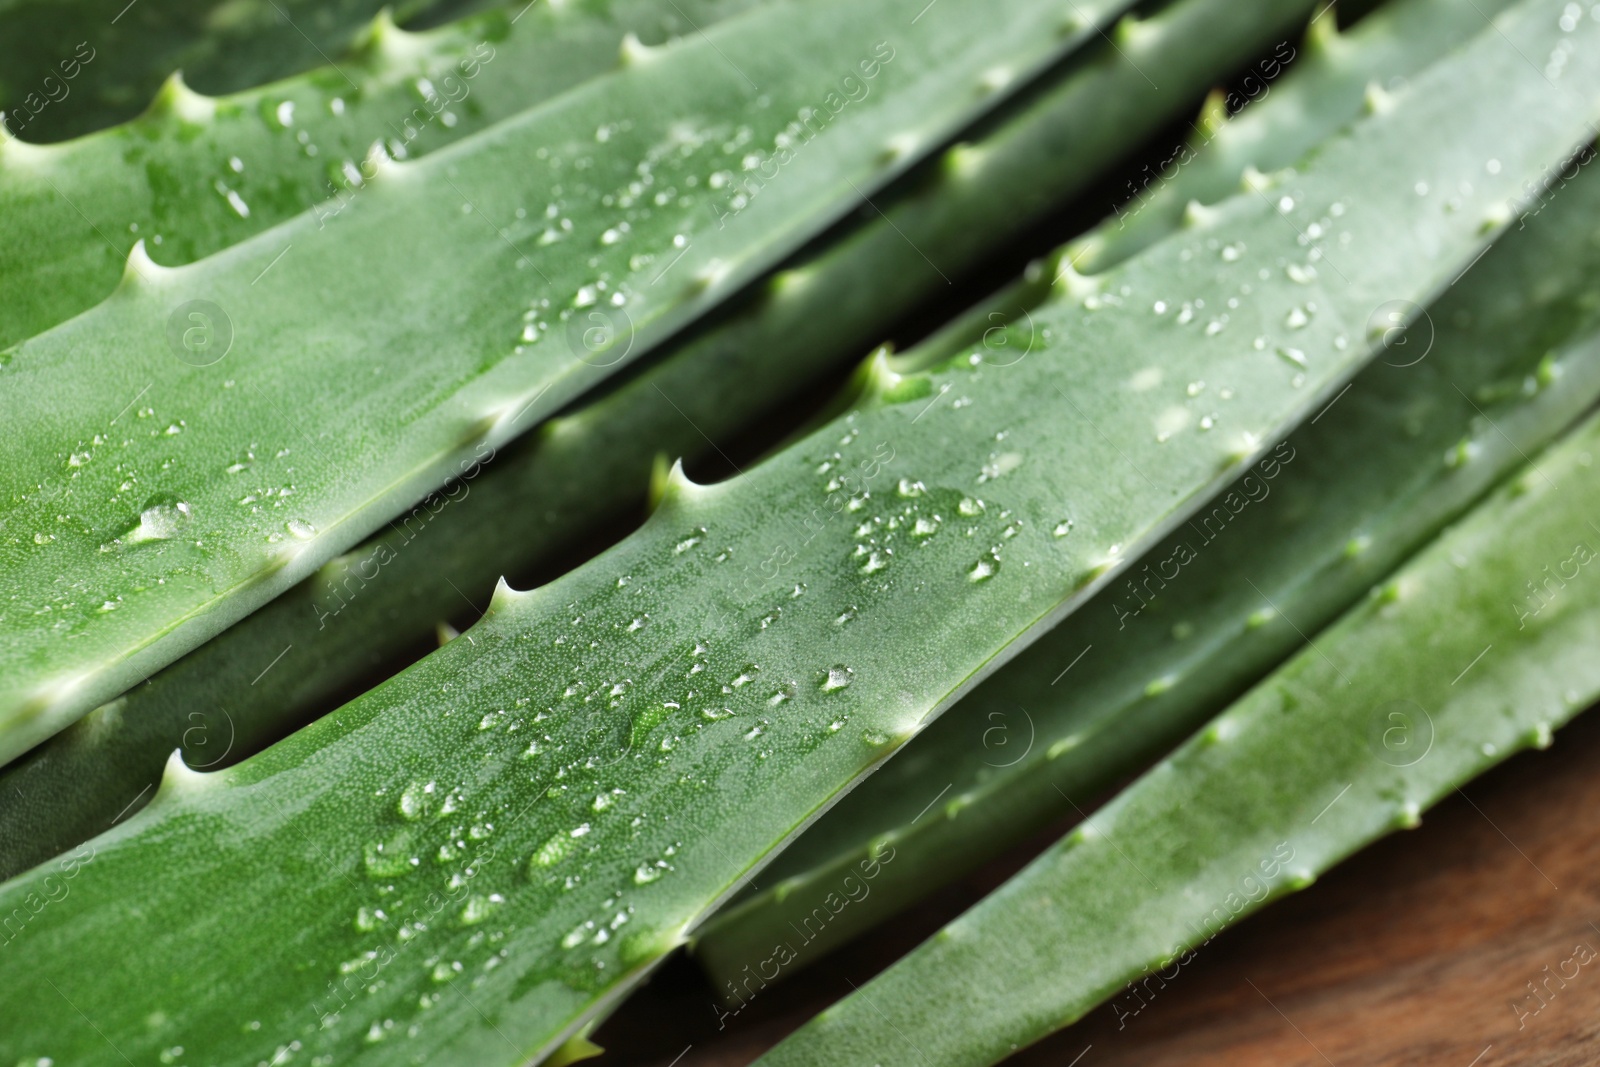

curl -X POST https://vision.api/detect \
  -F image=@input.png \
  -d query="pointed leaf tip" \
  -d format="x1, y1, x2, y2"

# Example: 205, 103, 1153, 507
1050, 255, 1100, 299
144, 70, 217, 125
1112, 13, 1152, 49
1363, 80, 1398, 116
859, 343, 903, 398
654, 457, 711, 509
1194, 87, 1229, 142
486, 576, 525, 614
1181, 198, 1221, 229
618, 32, 661, 66
120, 239, 171, 289
351, 7, 423, 65
155, 747, 215, 804
542, 1032, 604, 1066
1304, 6, 1341, 55
1239, 164, 1272, 193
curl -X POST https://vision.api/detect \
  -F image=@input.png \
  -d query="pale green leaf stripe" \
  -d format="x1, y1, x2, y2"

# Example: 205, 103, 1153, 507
0, 2, 1588, 1062
0, 0, 1321, 881
691, 0, 1536, 986
753, 302, 1600, 1067
0, 0, 1130, 761
0, 0, 765, 353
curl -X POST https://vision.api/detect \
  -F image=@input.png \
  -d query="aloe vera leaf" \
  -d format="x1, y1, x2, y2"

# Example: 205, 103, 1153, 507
0, 4, 1591, 1062
0, 0, 474, 143
0, 0, 1324, 883
695, 180, 1600, 993
1073, 0, 1523, 273
691, 0, 1539, 986
750, 329, 1600, 1067
0, 0, 767, 355
0, 0, 1131, 765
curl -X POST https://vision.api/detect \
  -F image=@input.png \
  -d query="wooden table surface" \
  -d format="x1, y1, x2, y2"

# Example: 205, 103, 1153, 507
601, 702, 1600, 1067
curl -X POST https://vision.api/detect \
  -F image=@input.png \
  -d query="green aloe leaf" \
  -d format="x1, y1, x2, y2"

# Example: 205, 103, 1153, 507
0, 0, 1325, 882
0, 0, 1128, 764
0, 0, 766, 353
1072, 0, 1516, 273
0, 0, 477, 142
0, 1, 1590, 1061
692, 0, 1535, 986
751, 300, 1600, 1067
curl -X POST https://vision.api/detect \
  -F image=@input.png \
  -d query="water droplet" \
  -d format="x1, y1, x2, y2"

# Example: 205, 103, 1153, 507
397, 781, 434, 821
896, 478, 925, 497
1219, 241, 1244, 262
287, 518, 316, 540
458, 894, 503, 925
123, 499, 193, 544
1053, 520, 1074, 537
363, 832, 418, 878
634, 864, 664, 885
530, 834, 569, 869
968, 557, 997, 582
820, 665, 853, 692
1276, 346, 1308, 369
860, 550, 890, 574
957, 497, 985, 517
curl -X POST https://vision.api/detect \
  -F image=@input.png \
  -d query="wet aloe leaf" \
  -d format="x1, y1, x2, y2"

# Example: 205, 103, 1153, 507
0, 0, 764, 352
0, 0, 1129, 764
0, 0, 1590, 1061
0, 0, 477, 142
692, 0, 1536, 985
752, 317, 1600, 1067
0, 0, 1324, 882
1072, 0, 1520, 273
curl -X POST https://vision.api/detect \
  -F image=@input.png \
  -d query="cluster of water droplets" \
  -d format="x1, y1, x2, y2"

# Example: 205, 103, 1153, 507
1131, 195, 1359, 445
